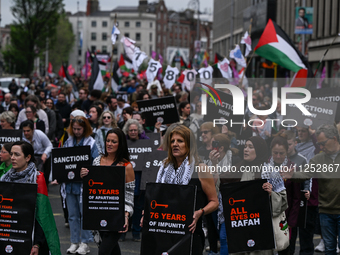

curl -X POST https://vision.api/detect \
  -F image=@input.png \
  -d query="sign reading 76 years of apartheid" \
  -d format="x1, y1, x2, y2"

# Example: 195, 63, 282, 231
0, 182, 37, 254
83, 166, 125, 231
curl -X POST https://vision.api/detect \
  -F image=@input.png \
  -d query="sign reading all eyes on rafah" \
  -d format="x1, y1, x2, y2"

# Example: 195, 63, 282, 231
220, 179, 275, 253
0, 129, 21, 147
140, 150, 168, 190
52, 146, 91, 183
83, 165, 125, 231
310, 88, 340, 122
127, 139, 157, 171
137, 96, 179, 127
285, 94, 337, 130
141, 183, 196, 255
0, 182, 37, 255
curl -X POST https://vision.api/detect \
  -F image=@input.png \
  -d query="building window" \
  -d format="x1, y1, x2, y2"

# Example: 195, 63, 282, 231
102, 21, 108, 27
163, 35, 166, 43
150, 22, 153, 28
136, 21, 141, 27
158, 24, 161, 31
136, 33, 141, 41
149, 33, 152, 42
78, 49, 82, 56
102, 46, 107, 53
91, 46, 96, 52
91, 21, 96, 27
77, 21, 82, 29
125, 21, 130, 27
158, 35, 161, 43
91, 33, 96, 41
124, 33, 129, 38
102, 33, 107, 40
113, 48, 118, 55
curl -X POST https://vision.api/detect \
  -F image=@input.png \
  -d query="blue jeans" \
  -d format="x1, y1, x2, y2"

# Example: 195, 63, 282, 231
66, 192, 93, 244
219, 222, 228, 255
320, 213, 340, 255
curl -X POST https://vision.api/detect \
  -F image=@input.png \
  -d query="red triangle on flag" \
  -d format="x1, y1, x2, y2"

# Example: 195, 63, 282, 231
118, 54, 125, 67
58, 65, 65, 78
177, 72, 185, 83
290, 69, 308, 87
254, 19, 279, 51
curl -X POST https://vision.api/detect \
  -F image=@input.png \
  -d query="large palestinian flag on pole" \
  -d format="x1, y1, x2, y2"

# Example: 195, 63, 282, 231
254, 19, 313, 87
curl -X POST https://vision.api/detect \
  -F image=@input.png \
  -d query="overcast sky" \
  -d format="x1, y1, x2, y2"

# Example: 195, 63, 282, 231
2, 0, 213, 26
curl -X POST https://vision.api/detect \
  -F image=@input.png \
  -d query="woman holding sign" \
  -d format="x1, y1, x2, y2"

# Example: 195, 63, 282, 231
1, 141, 61, 255
63, 116, 99, 254
155, 125, 218, 254
80, 128, 135, 255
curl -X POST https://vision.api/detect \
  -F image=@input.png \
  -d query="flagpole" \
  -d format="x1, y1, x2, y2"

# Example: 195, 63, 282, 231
239, 18, 253, 86
108, 14, 118, 95
313, 33, 340, 77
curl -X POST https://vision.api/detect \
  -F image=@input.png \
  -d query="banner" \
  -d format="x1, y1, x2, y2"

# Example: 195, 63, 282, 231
51, 146, 91, 182
83, 166, 125, 231
297, 191, 307, 228
141, 183, 196, 255
0, 130, 21, 148
0, 182, 37, 254
310, 88, 340, 122
285, 95, 337, 130
127, 139, 157, 171
137, 96, 179, 126
294, 7, 313, 34
220, 179, 275, 253
145, 133, 161, 148
203, 89, 246, 133
140, 150, 168, 190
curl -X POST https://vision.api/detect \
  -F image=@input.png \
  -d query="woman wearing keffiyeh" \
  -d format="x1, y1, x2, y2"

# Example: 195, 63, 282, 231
156, 125, 218, 254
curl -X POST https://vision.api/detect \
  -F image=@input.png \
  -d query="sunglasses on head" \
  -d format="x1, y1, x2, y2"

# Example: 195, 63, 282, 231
72, 118, 85, 123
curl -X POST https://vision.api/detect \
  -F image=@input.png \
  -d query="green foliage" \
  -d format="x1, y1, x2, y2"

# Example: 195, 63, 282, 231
2, 0, 63, 76
49, 13, 75, 73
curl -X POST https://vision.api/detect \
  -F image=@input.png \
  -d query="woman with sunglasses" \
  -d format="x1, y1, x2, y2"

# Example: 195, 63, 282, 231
95, 111, 117, 154
81, 128, 135, 255
63, 116, 99, 254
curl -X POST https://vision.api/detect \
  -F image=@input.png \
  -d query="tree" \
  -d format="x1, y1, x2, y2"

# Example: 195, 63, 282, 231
49, 13, 75, 74
2, 0, 63, 76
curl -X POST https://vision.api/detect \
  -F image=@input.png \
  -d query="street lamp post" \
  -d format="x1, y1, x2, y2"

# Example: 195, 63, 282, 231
188, 0, 200, 68
169, 13, 180, 70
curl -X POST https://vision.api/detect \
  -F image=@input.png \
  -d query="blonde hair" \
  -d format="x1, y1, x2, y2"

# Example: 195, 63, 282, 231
98, 110, 117, 128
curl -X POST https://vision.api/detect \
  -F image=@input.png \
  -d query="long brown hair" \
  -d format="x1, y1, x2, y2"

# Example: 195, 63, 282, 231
164, 125, 201, 168
67, 116, 93, 138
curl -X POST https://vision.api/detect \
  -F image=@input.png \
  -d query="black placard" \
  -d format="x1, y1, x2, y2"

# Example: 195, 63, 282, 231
140, 150, 168, 190
0, 130, 22, 147
297, 191, 307, 228
203, 90, 246, 133
141, 183, 196, 255
220, 179, 275, 253
0, 182, 37, 254
310, 88, 340, 122
145, 132, 161, 148
83, 165, 125, 231
51, 146, 91, 182
127, 139, 156, 171
137, 96, 179, 126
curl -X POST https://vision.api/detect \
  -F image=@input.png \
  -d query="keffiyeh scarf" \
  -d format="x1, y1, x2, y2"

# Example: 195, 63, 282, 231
1, 162, 37, 183
262, 157, 288, 193
156, 156, 195, 185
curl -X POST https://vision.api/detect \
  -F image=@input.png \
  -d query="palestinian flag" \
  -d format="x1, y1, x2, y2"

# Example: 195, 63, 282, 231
255, 19, 311, 74
58, 64, 78, 92
214, 53, 224, 64
118, 54, 133, 72
180, 56, 187, 69
36, 173, 61, 255
111, 60, 122, 92
89, 56, 105, 91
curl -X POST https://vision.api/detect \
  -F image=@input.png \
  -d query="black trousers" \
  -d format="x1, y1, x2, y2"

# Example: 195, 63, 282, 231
290, 206, 317, 255
98, 231, 121, 255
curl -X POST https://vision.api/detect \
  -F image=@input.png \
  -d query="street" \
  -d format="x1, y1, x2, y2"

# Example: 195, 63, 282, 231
49, 184, 325, 255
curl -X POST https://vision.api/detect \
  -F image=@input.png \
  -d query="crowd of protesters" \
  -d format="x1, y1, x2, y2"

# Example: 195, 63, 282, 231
0, 73, 339, 255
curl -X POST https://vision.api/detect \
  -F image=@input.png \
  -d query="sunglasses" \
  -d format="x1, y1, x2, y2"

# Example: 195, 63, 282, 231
316, 138, 331, 147
72, 118, 85, 123
201, 130, 211, 134
103, 116, 111, 119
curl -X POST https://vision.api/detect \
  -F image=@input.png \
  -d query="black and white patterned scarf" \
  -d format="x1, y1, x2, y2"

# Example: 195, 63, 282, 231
262, 157, 288, 193
0, 162, 37, 183
156, 156, 194, 185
